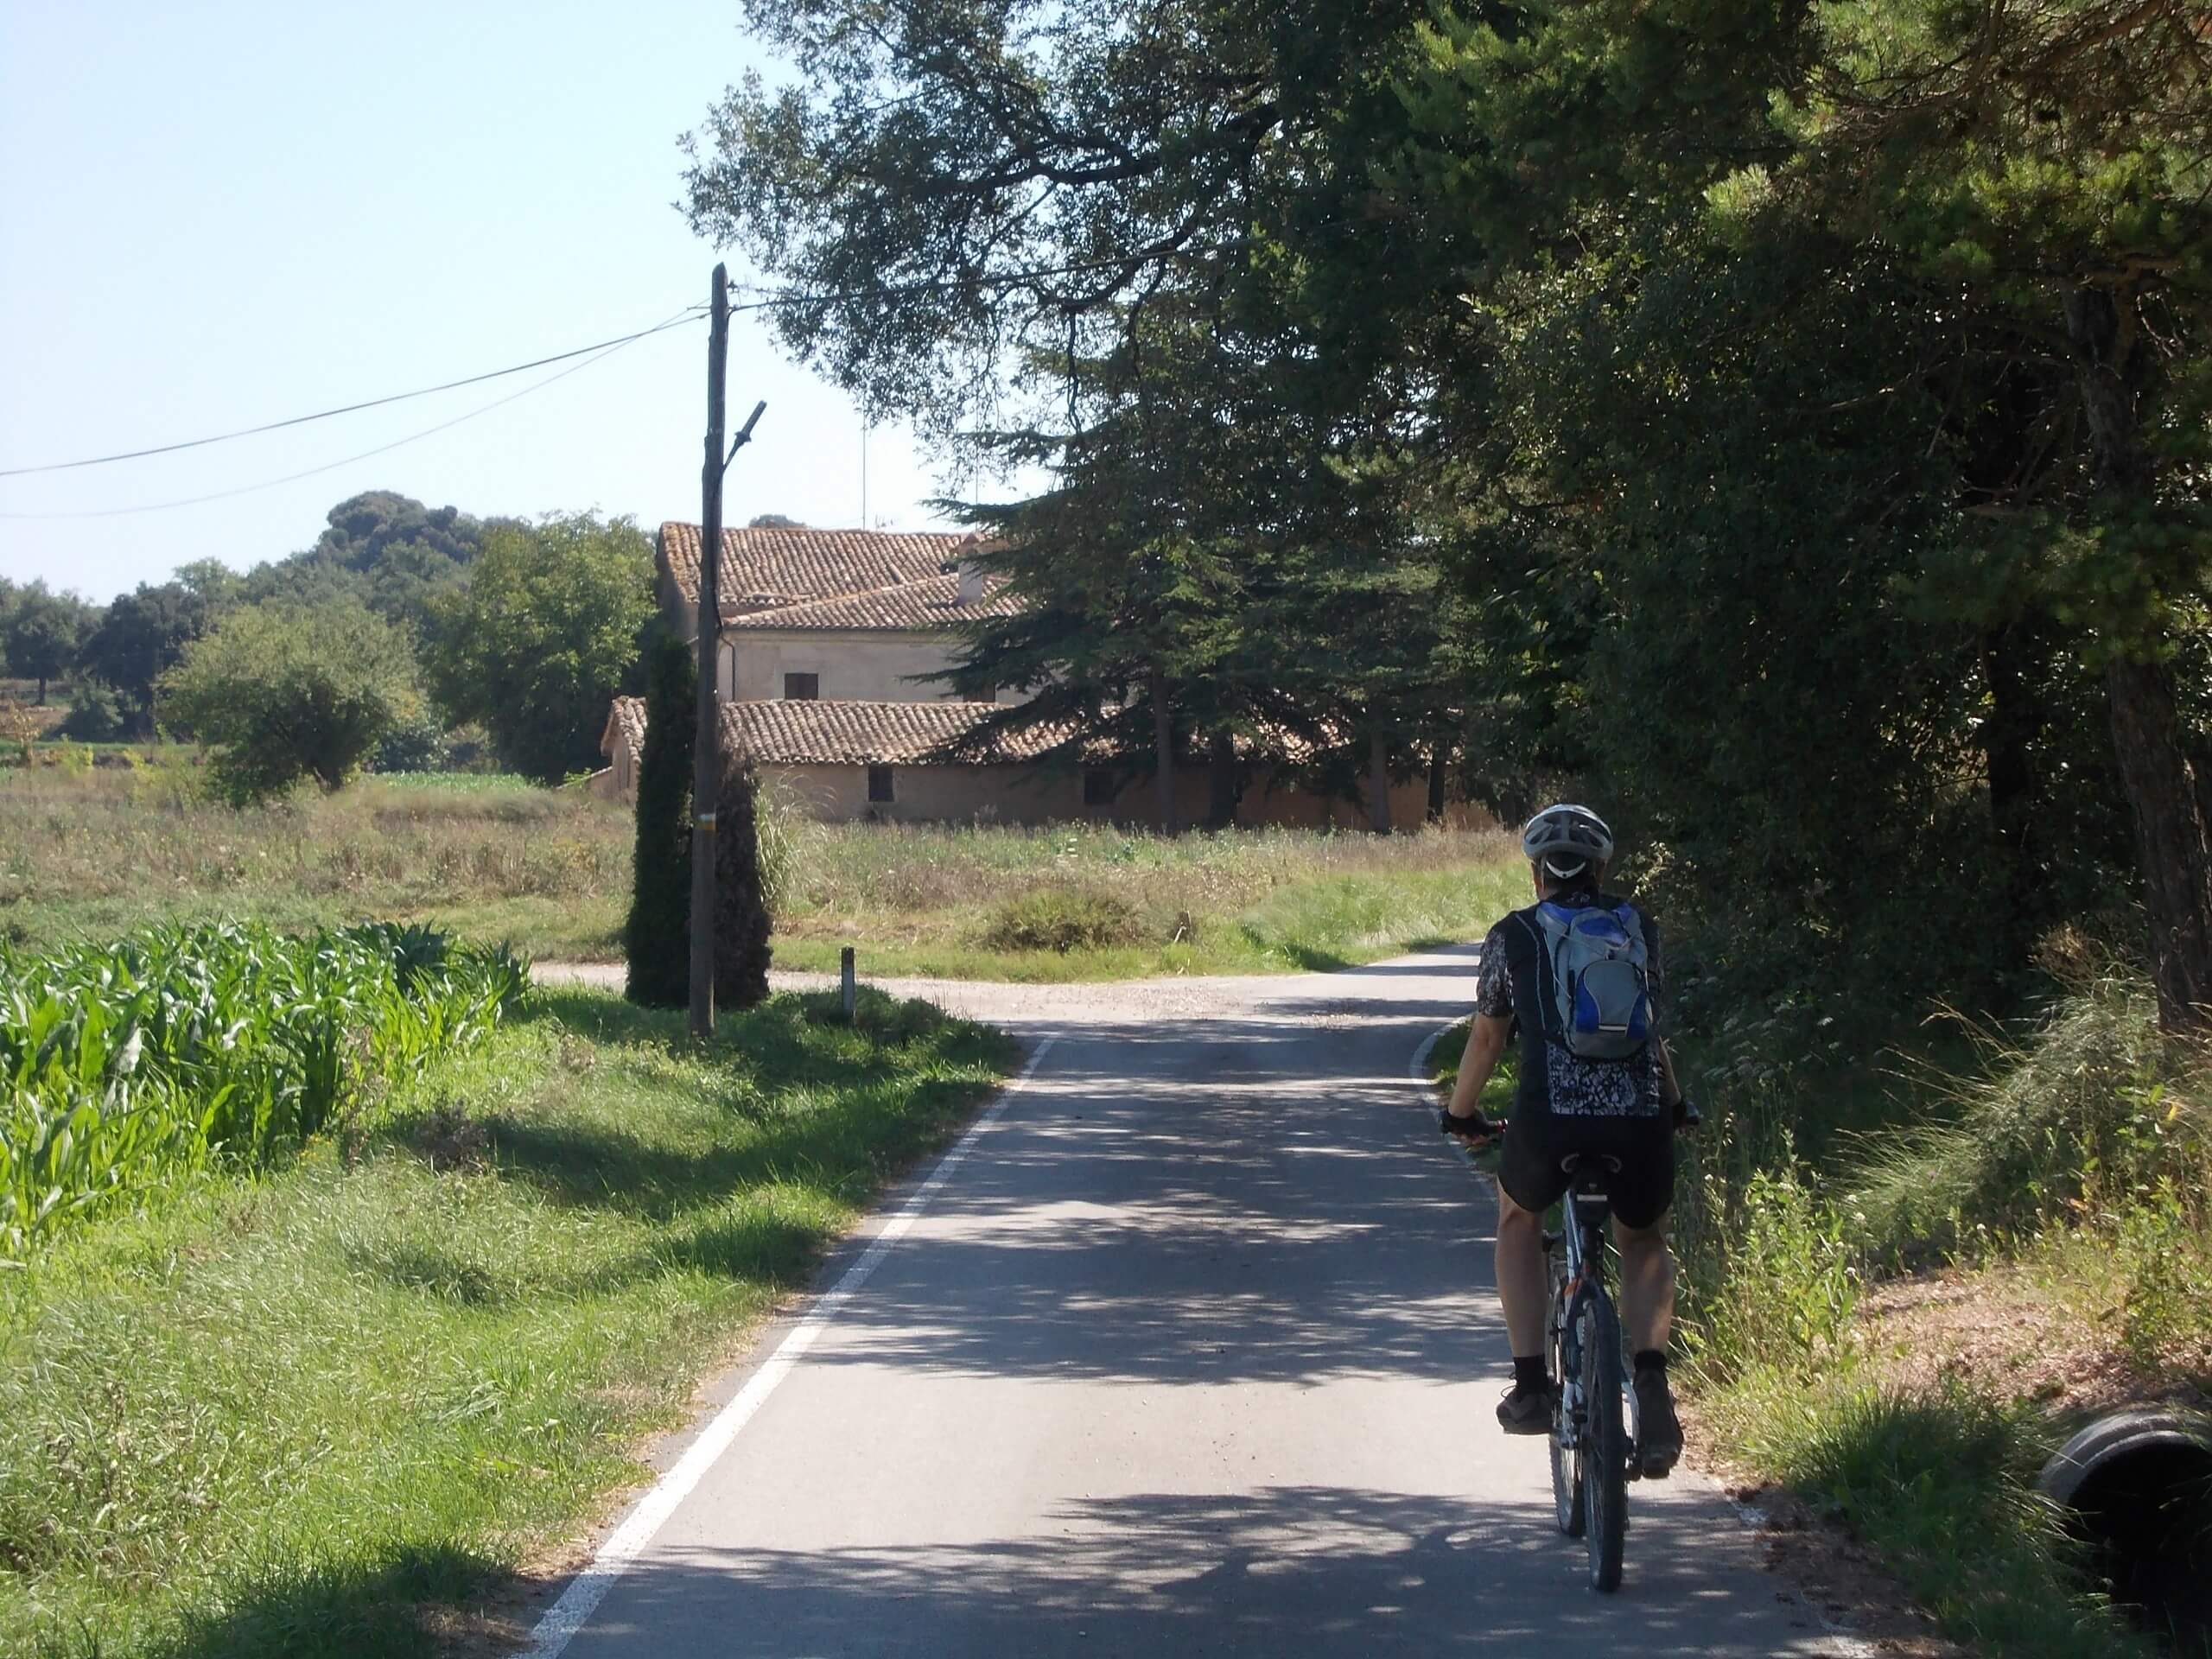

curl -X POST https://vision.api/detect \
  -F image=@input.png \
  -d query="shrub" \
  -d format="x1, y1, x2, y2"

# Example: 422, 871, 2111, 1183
980, 885, 1143, 952
371, 715, 449, 773
714, 749, 773, 1010
626, 636, 694, 1007
157, 599, 424, 804
1687, 1161, 1859, 1382
56, 679, 125, 742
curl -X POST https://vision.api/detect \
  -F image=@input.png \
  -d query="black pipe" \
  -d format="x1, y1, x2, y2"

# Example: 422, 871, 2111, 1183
2041, 1409, 2212, 1656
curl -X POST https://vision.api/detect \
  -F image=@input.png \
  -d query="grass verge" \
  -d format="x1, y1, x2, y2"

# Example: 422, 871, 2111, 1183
0, 983, 1014, 1659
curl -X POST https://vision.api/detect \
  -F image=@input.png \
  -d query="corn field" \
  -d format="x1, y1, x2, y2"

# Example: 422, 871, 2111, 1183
0, 921, 525, 1255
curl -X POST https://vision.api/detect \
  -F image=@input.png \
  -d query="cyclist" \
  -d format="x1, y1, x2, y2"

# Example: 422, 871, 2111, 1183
1441, 803, 1686, 1476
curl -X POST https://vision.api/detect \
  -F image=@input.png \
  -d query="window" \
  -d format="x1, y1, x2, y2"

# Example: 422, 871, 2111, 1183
783, 671, 820, 701
1083, 767, 1117, 806
868, 765, 895, 804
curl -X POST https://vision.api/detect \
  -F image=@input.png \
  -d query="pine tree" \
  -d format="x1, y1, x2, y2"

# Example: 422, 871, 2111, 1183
625, 635, 694, 1007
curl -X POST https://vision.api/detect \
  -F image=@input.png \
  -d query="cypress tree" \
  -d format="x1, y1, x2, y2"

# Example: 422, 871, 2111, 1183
714, 740, 773, 1009
625, 634, 694, 1007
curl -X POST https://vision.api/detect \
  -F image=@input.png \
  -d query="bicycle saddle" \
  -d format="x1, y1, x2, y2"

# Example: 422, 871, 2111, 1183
1558, 1153, 1624, 1177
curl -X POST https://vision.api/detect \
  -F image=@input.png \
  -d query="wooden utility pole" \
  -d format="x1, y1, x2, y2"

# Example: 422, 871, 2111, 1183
689, 265, 731, 1039
686, 267, 768, 1039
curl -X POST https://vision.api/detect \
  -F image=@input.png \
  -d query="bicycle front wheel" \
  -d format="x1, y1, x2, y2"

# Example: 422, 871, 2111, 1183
1580, 1289, 1628, 1592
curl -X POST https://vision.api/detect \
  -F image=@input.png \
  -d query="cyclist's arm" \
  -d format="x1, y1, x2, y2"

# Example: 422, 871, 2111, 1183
1445, 1014, 1513, 1125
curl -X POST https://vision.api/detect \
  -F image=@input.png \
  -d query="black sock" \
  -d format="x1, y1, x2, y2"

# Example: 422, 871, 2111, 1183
1633, 1349, 1668, 1376
1512, 1354, 1548, 1393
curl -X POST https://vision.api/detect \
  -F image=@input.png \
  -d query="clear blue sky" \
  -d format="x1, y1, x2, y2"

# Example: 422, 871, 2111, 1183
0, 3, 987, 603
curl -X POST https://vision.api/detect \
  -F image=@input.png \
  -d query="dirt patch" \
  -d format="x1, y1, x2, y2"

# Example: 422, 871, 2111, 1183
1856, 1264, 2204, 1418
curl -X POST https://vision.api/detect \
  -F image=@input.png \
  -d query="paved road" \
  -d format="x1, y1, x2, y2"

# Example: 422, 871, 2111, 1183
541, 948, 1848, 1656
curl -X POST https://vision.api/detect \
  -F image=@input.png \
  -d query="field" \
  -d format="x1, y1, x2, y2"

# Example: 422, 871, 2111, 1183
0, 980, 1013, 1658
0, 762, 1522, 978
0, 762, 632, 963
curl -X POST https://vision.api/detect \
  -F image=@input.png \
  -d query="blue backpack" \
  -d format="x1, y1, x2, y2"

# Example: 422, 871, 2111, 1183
1526, 901, 1653, 1061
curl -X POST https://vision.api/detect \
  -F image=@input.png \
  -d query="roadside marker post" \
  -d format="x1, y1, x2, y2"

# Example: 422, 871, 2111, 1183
840, 946, 857, 1022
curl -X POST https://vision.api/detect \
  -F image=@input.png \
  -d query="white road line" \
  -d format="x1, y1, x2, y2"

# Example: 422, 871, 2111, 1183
524, 1035, 1060, 1658
1408, 1020, 1459, 1084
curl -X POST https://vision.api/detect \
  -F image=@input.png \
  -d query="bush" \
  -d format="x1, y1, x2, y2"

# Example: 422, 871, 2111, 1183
980, 885, 1143, 952
1687, 1161, 1859, 1383
626, 636, 694, 1007
714, 750, 773, 1010
157, 599, 424, 804
57, 680, 126, 742
371, 715, 449, 773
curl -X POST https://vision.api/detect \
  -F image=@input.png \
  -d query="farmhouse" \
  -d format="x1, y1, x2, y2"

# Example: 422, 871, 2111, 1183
610, 521, 1452, 829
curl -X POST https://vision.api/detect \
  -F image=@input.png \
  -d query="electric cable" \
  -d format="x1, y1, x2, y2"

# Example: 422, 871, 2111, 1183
0, 311, 693, 521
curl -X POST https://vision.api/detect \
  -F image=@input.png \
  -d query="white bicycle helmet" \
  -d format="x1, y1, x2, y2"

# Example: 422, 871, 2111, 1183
1521, 803, 1614, 880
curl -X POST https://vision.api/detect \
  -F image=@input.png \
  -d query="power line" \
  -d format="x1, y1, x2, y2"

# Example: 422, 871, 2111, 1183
0, 315, 690, 522
0, 308, 706, 480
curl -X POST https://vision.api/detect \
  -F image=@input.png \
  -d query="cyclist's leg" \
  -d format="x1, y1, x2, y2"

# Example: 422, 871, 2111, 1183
1495, 1183, 1548, 1357
1612, 1216, 1675, 1353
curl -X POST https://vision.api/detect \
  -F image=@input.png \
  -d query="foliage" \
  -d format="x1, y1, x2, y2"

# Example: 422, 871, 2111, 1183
368, 713, 448, 774
714, 750, 774, 1010
55, 678, 125, 742
625, 634, 694, 1007
428, 512, 654, 784
76, 581, 215, 737
1, 580, 93, 704
1847, 969, 2209, 1261
979, 885, 1143, 954
0, 986, 1010, 1658
1713, 1378, 2153, 1659
0, 920, 522, 1255
158, 598, 425, 804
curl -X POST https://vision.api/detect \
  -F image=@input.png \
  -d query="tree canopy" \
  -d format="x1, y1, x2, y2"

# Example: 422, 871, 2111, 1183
690, 0, 2212, 1031
427, 513, 656, 785
159, 599, 424, 804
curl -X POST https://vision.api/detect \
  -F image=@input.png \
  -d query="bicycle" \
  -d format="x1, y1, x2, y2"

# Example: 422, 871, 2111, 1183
1447, 1103, 1697, 1593
1546, 1149, 1637, 1591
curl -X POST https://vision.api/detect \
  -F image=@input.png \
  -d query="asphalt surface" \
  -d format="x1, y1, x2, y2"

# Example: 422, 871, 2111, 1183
538, 947, 1851, 1656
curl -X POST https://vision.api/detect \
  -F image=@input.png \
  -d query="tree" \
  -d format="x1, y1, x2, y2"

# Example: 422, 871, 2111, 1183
78, 582, 215, 735
715, 747, 773, 1009
159, 599, 424, 804
626, 635, 695, 1007
3, 582, 93, 704
428, 513, 655, 785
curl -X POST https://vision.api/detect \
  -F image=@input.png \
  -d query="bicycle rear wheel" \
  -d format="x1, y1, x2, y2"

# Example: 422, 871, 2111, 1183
1547, 1256, 1585, 1537
1580, 1289, 1627, 1592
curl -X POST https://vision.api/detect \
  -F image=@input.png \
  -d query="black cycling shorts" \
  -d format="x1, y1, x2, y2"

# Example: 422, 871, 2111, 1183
1498, 1110, 1675, 1230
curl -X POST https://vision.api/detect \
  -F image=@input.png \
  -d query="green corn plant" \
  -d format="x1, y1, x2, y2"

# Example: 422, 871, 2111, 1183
0, 919, 524, 1255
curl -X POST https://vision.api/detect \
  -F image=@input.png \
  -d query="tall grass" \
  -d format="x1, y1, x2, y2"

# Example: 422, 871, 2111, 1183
1846, 969, 2210, 1262
0, 763, 632, 960
0, 921, 524, 1254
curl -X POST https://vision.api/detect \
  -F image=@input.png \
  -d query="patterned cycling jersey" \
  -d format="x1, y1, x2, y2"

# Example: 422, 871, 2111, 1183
1473, 890, 1666, 1121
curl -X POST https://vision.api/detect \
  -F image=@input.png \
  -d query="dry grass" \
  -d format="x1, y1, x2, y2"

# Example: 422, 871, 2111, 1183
0, 761, 632, 961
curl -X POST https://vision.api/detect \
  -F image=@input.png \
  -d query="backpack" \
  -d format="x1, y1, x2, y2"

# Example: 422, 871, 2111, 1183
1525, 900, 1654, 1061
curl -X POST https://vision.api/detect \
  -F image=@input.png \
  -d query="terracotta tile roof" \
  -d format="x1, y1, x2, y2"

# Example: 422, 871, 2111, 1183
719, 699, 1071, 766
601, 696, 645, 766
658, 523, 976, 623
724, 569, 1023, 632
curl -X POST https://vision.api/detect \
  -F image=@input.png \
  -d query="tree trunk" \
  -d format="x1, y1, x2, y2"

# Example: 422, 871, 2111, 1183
2067, 282, 2212, 1032
1149, 665, 1178, 836
2106, 655, 2212, 1033
1427, 734, 1448, 826
35, 675, 48, 706
1368, 728, 1391, 835
1205, 727, 1239, 830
